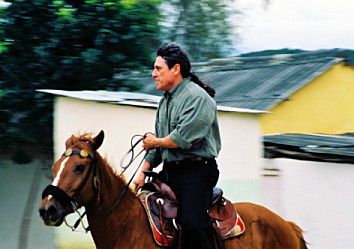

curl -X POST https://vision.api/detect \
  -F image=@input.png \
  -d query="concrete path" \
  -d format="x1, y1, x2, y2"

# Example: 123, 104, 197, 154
0, 159, 55, 249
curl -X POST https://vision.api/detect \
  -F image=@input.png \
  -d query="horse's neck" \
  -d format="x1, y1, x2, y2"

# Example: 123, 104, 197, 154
85, 160, 146, 248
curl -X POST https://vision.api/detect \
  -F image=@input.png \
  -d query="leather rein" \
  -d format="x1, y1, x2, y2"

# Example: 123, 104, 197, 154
41, 135, 147, 232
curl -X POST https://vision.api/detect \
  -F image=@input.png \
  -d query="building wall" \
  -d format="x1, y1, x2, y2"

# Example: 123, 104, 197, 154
261, 62, 354, 135
217, 111, 263, 180
54, 97, 156, 174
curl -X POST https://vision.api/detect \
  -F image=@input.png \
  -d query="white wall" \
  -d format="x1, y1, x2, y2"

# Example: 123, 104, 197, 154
54, 96, 157, 176
217, 111, 263, 180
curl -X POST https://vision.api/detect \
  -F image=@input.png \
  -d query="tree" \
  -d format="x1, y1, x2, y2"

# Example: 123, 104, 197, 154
160, 0, 236, 61
0, 0, 161, 157
1, 0, 161, 90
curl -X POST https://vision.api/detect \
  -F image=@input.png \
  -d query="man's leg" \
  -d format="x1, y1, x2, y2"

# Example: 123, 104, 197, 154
167, 160, 219, 249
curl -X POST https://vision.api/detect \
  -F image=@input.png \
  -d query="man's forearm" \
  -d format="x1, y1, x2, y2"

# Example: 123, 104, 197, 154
156, 135, 179, 149
142, 160, 152, 171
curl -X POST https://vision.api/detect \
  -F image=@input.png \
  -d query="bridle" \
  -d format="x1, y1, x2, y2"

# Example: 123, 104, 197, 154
41, 135, 147, 232
42, 149, 97, 211
41, 148, 99, 231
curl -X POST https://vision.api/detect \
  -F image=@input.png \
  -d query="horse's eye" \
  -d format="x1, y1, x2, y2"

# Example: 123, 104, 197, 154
75, 164, 85, 173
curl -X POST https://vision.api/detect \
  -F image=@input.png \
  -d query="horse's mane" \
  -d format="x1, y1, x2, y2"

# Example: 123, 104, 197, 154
76, 132, 97, 144
70, 132, 128, 185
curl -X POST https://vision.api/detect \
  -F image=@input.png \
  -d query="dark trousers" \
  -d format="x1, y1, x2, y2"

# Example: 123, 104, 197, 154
159, 158, 219, 249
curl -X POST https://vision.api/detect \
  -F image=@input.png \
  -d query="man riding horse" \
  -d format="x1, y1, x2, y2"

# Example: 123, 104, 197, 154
133, 42, 222, 249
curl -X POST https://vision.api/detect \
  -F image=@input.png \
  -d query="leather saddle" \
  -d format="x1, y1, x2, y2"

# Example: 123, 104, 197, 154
138, 171, 245, 247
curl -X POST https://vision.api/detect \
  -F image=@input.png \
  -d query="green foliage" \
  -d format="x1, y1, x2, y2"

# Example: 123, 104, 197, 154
0, 0, 161, 153
161, 0, 236, 61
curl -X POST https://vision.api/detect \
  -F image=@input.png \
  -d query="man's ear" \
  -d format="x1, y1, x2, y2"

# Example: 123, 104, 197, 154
173, 64, 181, 75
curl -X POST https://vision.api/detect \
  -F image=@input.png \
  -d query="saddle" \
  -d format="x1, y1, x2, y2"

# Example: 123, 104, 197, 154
138, 171, 245, 247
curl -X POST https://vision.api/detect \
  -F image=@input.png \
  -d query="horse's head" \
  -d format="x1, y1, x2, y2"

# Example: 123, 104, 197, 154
38, 130, 104, 226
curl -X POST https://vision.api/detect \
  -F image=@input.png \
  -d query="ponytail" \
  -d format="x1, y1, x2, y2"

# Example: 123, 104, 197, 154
189, 72, 215, 98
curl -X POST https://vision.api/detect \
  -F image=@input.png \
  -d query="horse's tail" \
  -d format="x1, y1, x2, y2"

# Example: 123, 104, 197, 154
288, 221, 308, 249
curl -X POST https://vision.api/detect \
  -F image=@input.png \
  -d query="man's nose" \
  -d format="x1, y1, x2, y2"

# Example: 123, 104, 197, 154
152, 69, 157, 78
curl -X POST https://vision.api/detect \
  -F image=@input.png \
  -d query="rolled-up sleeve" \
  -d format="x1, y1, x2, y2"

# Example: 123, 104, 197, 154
144, 150, 155, 163
144, 149, 162, 168
169, 129, 192, 149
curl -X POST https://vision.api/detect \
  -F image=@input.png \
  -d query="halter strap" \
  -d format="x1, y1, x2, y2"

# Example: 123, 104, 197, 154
42, 185, 76, 208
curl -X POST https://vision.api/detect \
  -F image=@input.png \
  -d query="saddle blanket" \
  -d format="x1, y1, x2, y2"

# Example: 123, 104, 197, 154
139, 191, 245, 247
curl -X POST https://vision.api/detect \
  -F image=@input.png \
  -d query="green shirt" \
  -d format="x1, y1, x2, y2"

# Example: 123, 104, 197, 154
145, 78, 221, 165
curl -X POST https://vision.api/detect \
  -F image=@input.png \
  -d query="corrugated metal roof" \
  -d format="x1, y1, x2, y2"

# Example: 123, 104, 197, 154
37, 89, 266, 114
139, 49, 352, 111
264, 133, 354, 163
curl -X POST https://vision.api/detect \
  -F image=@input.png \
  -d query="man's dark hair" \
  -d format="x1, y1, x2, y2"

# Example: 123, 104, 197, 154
157, 43, 216, 97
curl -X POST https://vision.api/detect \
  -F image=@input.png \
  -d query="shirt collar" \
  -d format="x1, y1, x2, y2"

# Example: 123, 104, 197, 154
164, 78, 189, 99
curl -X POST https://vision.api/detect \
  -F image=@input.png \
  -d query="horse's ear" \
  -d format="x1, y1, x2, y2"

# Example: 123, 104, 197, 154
93, 130, 104, 151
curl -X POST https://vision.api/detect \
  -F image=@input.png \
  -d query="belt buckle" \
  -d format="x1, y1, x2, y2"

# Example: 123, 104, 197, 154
193, 156, 203, 162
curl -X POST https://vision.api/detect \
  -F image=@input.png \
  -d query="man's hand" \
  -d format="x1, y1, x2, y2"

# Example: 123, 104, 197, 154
142, 133, 179, 151
132, 160, 151, 192
132, 171, 146, 192
142, 133, 158, 151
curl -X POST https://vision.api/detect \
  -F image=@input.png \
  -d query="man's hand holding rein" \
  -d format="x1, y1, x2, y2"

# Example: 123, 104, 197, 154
142, 133, 179, 151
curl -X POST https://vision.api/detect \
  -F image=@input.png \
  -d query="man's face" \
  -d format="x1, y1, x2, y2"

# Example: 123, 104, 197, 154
152, 56, 178, 91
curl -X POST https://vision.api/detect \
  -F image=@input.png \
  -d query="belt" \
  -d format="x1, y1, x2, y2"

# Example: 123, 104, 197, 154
164, 157, 214, 167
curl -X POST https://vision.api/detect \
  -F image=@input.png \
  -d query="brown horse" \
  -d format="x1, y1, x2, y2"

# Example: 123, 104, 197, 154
38, 131, 308, 249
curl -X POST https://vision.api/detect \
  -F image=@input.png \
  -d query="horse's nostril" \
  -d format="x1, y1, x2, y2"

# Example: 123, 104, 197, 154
39, 204, 58, 218
47, 204, 57, 215
39, 203, 63, 225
